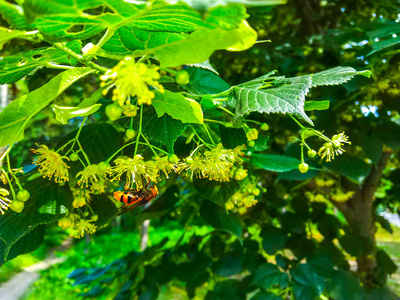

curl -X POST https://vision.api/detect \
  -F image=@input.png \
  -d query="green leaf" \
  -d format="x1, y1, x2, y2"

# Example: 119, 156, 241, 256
233, 73, 314, 125
304, 100, 330, 111
310, 66, 371, 87
89, 194, 119, 229
324, 154, 371, 184
277, 169, 317, 181
152, 91, 203, 124
184, 67, 230, 96
306, 253, 334, 277
0, 225, 45, 266
138, 185, 180, 222
291, 264, 325, 300
233, 67, 369, 126
0, 27, 27, 50
0, 176, 72, 258
194, 178, 240, 207
251, 154, 301, 172
213, 256, 243, 277
52, 104, 102, 125
252, 263, 289, 289
261, 231, 288, 255
205, 4, 248, 30
0, 1, 33, 30
0, 41, 81, 84
0, 67, 93, 148
376, 249, 398, 275
199, 200, 242, 240
251, 291, 283, 300
368, 37, 400, 56
325, 270, 363, 300
142, 108, 187, 153
154, 20, 257, 67
78, 88, 104, 108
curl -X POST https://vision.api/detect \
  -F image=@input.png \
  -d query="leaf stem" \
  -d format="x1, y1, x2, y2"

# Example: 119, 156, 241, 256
52, 42, 108, 73
140, 133, 159, 157
217, 106, 235, 116
1, 168, 15, 200
289, 115, 305, 129
204, 119, 233, 127
203, 124, 215, 145
6, 156, 17, 200
94, 28, 116, 53
134, 105, 143, 156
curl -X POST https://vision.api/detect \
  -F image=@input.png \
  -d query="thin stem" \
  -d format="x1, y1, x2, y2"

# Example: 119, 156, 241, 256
245, 119, 262, 125
94, 28, 115, 53
203, 124, 215, 145
189, 125, 212, 149
140, 133, 159, 157
130, 116, 134, 129
1, 169, 16, 200
160, 67, 177, 75
289, 115, 305, 129
76, 140, 91, 165
56, 139, 75, 153
52, 42, 108, 73
46, 62, 75, 69
204, 119, 233, 127
210, 89, 232, 98
7, 154, 23, 190
134, 105, 143, 156
63, 116, 88, 155
106, 141, 168, 163
217, 106, 235, 116
300, 142, 304, 163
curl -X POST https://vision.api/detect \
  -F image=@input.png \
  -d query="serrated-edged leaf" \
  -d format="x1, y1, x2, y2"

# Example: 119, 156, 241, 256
251, 291, 282, 300
311, 66, 371, 87
194, 178, 240, 207
304, 100, 330, 111
233, 73, 314, 125
368, 37, 400, 56
142, 108, 187, 153
187, 60, 219, 75
0, 225, 45, 266
252, 263, 289, 289
184, 67, 230, 96
0, 67, 93, 148
154, 20, 257, 67
0, 41, 81, 84
52, 104, 102, 125
199, 199, 242, 240
213, 256, 243, 277
0, 176, 72, 248
23, 1, 204, 42
251, 154, 301, 172
291, 264, 325, 300
152, 90, 203, 124
205, 3, 248, 30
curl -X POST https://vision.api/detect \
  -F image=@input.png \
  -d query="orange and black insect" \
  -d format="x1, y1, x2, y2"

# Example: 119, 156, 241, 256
114, 183, 158, 214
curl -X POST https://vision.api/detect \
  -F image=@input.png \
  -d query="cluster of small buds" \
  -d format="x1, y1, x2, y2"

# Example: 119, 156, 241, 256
225, 183, 261, 211
318, 132, 351, 162
58, 213, 97, 238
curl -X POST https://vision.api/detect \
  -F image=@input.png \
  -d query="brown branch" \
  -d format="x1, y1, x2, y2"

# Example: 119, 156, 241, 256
362, 150, 393, 202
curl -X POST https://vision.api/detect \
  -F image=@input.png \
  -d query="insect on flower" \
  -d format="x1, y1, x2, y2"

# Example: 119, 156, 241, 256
114, 181, 158, 214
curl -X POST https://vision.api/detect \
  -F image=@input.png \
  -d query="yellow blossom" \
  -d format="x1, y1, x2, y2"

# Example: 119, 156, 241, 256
100, 57, 164, 107
154, 156, 175, 178
0, 188, 11, 215
177, 156, 206, 179
76, 164, 104, 189
31, 144, 70, 183
69, 219, 97, 238
107, 155, 158, 189
203, 143, 235, 182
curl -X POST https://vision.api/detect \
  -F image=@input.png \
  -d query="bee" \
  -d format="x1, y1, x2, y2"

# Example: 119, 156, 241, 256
114, 183, 158, 213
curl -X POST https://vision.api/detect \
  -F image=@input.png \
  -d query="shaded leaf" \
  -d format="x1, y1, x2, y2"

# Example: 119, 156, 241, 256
200, 199, 242, 240
194, 178, 240, 207
304, 100, 330, 111
326, 270, 363, 300
184, 67, 230, 96
52, 104, 101, 125
251, 154, 301, 172
252, 263, 289, 289
324, 154, 371, 184
291, 264, 325, 300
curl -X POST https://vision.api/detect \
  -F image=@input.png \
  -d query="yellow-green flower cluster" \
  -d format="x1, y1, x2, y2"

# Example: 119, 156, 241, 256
59, 214, 97, 238
318, 132, 351, 162
225, 183, 260, 211
177, 144, 245, 182
0, 188, 11, 215
76, 164, 105, 192
31, 144, 70, 183
107, 155, 158, 189
100, 57, 164, 107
